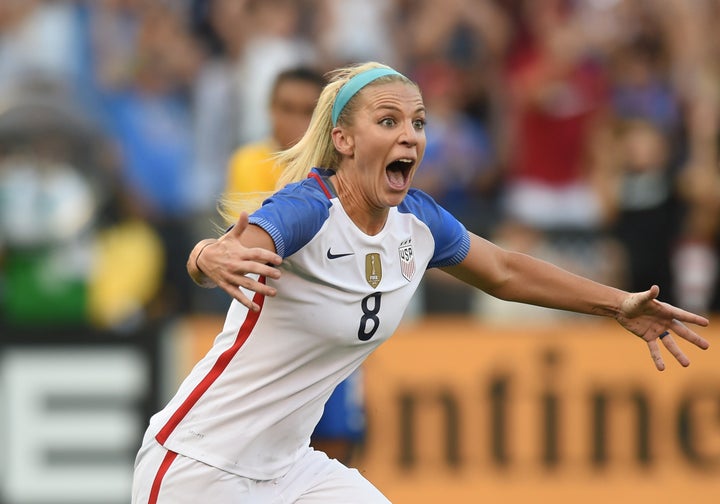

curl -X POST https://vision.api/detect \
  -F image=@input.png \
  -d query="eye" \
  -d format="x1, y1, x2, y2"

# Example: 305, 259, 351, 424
380, 117, 396, 127
413, 118, 426, 130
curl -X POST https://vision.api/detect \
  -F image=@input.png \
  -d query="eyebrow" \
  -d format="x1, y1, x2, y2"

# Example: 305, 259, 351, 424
373, 103, 426, 115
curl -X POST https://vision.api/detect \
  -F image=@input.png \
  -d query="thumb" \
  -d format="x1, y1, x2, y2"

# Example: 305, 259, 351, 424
644, 284, 660, 301
229, 212, 249, 238
622, 285, 660, 316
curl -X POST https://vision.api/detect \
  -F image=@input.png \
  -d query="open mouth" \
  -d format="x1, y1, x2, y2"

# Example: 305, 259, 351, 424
386, 158, 414, 190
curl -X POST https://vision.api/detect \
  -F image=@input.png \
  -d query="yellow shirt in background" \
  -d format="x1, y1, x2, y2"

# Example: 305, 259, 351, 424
225, 140, 282, 195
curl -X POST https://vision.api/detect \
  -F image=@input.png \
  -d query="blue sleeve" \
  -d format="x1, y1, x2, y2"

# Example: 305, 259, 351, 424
248, 181, 331, 258
399, 189, 470, 268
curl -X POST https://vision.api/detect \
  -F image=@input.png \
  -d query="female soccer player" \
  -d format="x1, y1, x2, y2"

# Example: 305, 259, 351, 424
132, 62, 710, 503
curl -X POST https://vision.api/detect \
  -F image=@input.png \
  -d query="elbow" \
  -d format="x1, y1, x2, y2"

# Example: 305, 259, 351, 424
480, 250, 523, 301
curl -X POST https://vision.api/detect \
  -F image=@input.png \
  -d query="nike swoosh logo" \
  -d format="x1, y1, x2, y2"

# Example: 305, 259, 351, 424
327, 248, 354, 260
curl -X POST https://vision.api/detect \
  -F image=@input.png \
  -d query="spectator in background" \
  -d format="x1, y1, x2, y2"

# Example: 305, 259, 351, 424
225, 67, 327, 199
187, 0, 247, 218
399, 0, 509, 69
608, 32, 682, 137
474, 0, 627, 322
315, 0, 401, 69
661, 0, 720, 315
88, 3, 205, 317
604, 119, 680, 300
598, 11, 685, 306
232, 0, 318, 145
0, 0, 82, 96
497, 0, 611, 232
77, 0, 144, 95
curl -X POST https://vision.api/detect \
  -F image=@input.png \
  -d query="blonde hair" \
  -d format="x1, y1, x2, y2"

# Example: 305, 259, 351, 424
219, 61, 415, 226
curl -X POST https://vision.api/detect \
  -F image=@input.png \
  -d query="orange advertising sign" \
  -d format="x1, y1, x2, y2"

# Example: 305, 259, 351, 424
357, 318, 720, 504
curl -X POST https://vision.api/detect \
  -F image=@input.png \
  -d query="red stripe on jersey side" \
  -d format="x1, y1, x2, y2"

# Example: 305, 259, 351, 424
155, 277, 267, 444
307, 172, 332, 199
148, 449, 178, 504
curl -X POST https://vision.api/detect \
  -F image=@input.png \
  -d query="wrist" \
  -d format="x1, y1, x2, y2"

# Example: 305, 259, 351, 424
195, 240, 214, 274
189, 239, 217, 287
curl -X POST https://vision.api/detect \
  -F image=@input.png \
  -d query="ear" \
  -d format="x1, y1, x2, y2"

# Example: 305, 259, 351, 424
331, 127, 354, 156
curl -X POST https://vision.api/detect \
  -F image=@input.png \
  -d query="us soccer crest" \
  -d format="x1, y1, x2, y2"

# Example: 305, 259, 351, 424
365, 253, 382, 288
398, 238, 415, 282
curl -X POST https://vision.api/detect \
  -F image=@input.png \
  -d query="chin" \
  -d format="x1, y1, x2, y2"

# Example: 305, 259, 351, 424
384, 190, 409, 208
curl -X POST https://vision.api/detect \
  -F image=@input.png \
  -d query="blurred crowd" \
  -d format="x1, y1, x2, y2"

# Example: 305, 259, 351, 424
1, 0, 719, 333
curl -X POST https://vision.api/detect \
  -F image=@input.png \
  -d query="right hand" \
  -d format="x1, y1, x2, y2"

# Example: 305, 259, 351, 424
196, 212, 282, 311
615, 285, 710, 371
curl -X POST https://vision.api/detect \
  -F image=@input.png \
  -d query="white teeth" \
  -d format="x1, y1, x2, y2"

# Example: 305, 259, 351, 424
398, 159, 413, 163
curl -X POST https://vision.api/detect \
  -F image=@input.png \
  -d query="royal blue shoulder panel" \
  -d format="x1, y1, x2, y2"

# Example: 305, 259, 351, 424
249, 172, 333, 258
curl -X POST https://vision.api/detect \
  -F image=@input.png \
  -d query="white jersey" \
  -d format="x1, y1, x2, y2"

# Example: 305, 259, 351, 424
145, 168, 470, 479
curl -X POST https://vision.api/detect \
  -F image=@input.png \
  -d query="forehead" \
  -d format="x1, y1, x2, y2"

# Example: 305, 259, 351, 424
273, 78, 321, 101
356, 81, 424, 113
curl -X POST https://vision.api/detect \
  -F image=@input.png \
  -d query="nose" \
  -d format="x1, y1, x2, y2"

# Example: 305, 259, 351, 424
398, 120, 418, 147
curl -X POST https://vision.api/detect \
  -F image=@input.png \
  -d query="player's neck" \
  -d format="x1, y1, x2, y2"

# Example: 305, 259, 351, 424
329, 174, 388, 236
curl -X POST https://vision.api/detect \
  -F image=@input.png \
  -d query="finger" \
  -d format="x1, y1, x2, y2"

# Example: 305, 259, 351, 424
219, 281, 260, 312
253, 262, 282, 280
219, 279, 277, 311
647, 339, 666, 371
238, 248, 283, 269
227, 259, 281, 280
670, 319, 711, 350
235, 275, 277, 297
658, 334, 690, 367
666, 305, 710, 327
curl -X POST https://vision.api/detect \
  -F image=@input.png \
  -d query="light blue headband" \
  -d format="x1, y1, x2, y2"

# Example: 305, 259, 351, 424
331, 67, 404, 126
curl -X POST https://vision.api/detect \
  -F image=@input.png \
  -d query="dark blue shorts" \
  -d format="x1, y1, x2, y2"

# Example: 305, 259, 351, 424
312, 368, 366, 441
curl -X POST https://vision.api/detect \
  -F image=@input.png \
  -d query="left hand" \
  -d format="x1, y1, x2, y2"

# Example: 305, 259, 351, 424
616, 285, 710, 371
199, 212, 282, 311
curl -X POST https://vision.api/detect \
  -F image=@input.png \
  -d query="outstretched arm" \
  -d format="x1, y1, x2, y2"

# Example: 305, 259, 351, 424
441, 232, 710, 370
187, 212, 282, 312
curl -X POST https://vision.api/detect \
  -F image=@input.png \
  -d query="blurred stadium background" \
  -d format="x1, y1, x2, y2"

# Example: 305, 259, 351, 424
1, 1, 719, 503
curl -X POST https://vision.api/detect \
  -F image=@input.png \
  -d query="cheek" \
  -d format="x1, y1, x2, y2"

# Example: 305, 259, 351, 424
412, 141, 426, 170
417, 140, 427, 159
275, 114, 306, 141
288, 116, 310, 138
